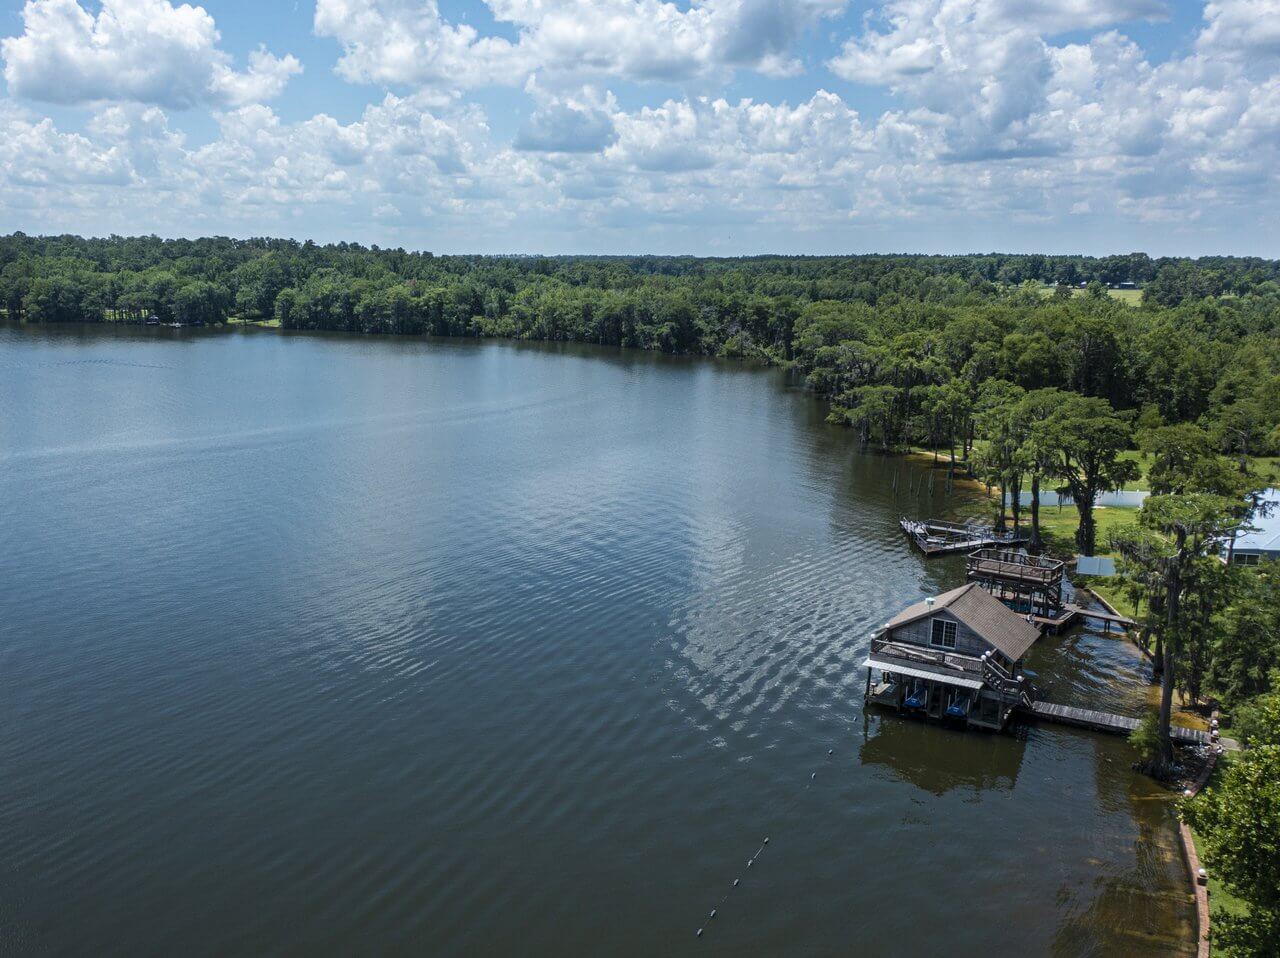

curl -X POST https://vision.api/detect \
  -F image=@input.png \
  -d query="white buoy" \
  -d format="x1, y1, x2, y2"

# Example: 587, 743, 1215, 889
1198, 868, 1207, 879
710, 909, 716, 919
763, 837, 769, 845
811, 772, 816, 779
828, 748, 834, 755
747, 859, 754, 867
733, 879, 740, 887
696, 928, 703, 938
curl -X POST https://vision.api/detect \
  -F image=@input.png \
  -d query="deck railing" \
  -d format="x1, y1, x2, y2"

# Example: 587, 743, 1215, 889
980, 651, 1034, 705
870, 636, 983, 676
869, 636, 1032, 704
966, 548, 1064, 585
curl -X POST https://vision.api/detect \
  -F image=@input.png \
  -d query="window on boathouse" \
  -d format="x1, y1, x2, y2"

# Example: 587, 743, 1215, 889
930, 618, 957, 650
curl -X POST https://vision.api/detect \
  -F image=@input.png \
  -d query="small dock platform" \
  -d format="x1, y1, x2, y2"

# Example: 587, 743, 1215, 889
1063, 604, 1135, 630
900, 519, 1029, 557
1026, 604, 1136, 634
1028, 701, 1208, 744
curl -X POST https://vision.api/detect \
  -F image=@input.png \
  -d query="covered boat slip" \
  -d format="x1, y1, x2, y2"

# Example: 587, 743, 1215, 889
863, 650, 1013, 730
864, 584, 1041, 731
863, 658, 984, 691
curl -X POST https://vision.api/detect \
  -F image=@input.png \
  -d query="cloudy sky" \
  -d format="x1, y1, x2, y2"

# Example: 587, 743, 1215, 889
1, 0, 1278, 255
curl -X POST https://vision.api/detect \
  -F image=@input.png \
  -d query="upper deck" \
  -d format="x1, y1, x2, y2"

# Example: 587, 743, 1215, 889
966, 548, 1064, 586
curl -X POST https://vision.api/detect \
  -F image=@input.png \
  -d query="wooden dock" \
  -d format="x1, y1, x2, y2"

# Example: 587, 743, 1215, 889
900, 518, 1029, 557
1028, 701, 1209, 744
1024, 604, 1136, 634
1062, 604, 1135, 629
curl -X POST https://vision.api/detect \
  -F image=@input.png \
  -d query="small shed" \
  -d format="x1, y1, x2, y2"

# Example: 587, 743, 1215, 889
1075, 555, 1116, 577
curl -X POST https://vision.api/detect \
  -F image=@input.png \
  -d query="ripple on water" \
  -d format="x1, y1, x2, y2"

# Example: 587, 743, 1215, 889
0, 325, 1193, 957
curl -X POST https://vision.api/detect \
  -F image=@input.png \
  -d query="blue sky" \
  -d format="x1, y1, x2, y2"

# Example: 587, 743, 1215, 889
1, 0, 1277, 256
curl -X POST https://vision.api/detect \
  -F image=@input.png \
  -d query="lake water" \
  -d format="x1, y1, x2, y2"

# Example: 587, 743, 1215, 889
0, 323, 1193, 956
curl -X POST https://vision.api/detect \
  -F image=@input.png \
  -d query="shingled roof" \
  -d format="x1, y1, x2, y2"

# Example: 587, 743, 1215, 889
885, 582, 1040, 661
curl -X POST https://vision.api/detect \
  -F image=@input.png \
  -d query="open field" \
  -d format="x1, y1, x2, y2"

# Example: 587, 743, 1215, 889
1033, 285, 1145, 304
1121, 451, 1280, 490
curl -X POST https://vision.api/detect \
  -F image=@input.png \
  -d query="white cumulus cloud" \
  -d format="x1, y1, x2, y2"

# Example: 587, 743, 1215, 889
2, 0, 302, 108
314, 0, 847, 90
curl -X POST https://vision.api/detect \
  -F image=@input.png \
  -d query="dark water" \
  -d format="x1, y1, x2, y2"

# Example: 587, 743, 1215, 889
1, 324, 1193, 956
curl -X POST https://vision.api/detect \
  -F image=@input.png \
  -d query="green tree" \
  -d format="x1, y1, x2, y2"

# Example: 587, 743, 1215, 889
1113, 494, 1243, 773
1183, 743, 1280, 955
972, 380, 1026, 531
1233, 681, 1280, 749
1043, 394, 1140, 555
1019, 388, 1066, 553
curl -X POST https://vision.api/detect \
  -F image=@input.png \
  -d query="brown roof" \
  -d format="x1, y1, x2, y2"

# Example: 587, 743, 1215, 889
884, 583, 1040, 660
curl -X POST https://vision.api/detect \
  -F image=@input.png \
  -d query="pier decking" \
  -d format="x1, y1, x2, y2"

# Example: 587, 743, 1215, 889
900, 519, 1029, 556
1026, 603, 1137, 633
1028, 701, 1209, 744
1063, 604, 1135, 629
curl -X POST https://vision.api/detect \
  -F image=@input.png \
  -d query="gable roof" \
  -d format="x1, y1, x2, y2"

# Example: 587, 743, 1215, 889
885, 582, 1041, 661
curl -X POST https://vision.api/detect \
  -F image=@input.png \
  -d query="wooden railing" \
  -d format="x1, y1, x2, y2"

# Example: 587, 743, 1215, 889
870, 636, 982, 676
966, 548, 1064, 585
980, 651, 1033, 705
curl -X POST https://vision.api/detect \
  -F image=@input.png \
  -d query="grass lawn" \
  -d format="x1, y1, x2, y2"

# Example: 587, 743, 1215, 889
949, 493, 1141, 561
1032, 285, 1144, 304
1086, 576, 1140, 619
1120, 450, 1280, 490
910, 444, 1277, 496
226, 315, 281, 328
1031, 502, 1139, 557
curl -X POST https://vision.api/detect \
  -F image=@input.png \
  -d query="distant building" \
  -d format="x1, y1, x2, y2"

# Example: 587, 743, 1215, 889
864, 583, 1039, 730
1231, 489, 1280, 565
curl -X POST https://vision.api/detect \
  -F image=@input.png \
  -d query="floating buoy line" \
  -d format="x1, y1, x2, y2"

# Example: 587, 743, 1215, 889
694, 744, 841, 940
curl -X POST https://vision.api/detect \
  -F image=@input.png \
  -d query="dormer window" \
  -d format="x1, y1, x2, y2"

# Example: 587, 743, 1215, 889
930, 618, 957, 650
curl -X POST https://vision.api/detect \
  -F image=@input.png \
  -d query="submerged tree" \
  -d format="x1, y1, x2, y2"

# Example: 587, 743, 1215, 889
972, 380, 1027, 531
1018, 388, 1066, 553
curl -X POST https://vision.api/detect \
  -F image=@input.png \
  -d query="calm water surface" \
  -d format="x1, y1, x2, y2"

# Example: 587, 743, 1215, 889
0, 324, 1193, 956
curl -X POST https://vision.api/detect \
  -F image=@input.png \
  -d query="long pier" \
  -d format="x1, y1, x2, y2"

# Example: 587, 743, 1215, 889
1027, 701, 1209, 744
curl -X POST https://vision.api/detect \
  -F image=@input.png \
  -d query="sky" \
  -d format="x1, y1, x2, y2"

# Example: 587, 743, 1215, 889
0, 0, 1278, 256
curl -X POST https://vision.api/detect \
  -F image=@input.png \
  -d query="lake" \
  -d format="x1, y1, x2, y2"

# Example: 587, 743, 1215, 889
0, 323, 1193, 956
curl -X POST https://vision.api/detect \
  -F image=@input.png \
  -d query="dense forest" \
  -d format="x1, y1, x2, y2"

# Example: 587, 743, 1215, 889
4, 233, 1277, 472
4, 231, 1280, 946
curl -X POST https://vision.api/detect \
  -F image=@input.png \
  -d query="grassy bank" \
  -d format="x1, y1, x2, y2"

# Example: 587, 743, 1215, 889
1188, 752, 1251, 936
1086, 577, 1140, 619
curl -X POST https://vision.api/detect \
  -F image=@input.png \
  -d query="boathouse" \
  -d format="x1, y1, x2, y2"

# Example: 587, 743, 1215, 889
864, 583, 1039, 730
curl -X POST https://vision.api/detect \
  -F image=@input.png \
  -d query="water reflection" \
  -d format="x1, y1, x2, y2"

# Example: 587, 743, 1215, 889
1052, 771, 1194, 957
0, 323, 1194, 957
859, 711, 1026, 796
